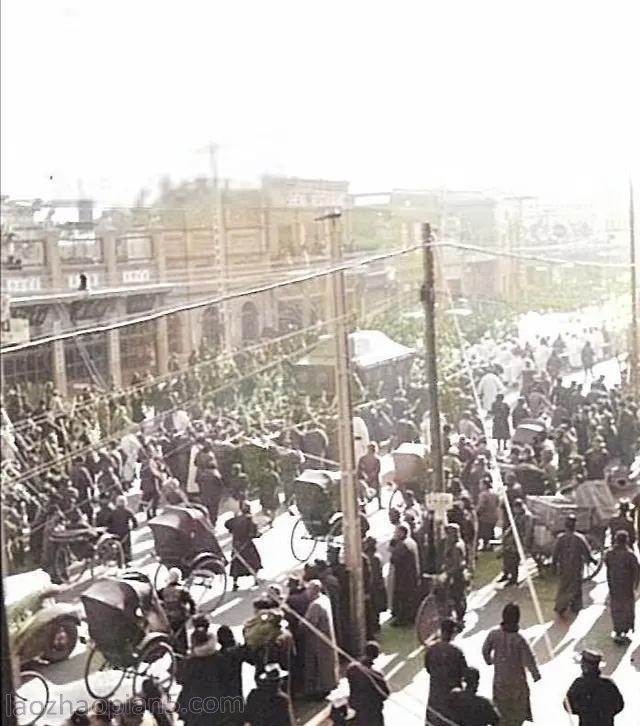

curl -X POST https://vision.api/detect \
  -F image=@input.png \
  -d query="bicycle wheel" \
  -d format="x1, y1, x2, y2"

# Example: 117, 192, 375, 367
290, 518, 317, 563
132, 640, 176, 696
15, 670, 49, 726
84, 646, 126, 700
54, 544, 86, 584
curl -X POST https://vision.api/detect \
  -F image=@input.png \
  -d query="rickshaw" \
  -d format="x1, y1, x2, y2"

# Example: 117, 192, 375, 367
149, 505, 228, 611
387, 443, 431, 512
289, 470, 344, 562
526, 494, 604, 580
81, 571, 176, 699
50, 526, 125, 584
511, 418, 548, 449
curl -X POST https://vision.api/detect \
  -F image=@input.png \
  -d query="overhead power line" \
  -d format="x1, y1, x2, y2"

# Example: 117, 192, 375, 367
1, 239, 631, 354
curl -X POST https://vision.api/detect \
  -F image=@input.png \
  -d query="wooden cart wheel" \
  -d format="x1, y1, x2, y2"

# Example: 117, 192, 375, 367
290, 518, 317, 563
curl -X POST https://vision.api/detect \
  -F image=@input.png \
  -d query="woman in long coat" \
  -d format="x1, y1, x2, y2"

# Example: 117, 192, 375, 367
225, 500, 262, 589
490, 393, 510, 450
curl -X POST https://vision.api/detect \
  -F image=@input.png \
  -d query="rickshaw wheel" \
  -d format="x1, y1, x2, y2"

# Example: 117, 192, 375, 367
326, 516, 344, 547
54, 544, 86, 584
132, 640, 176, 696
97, 537, 125, 575
388, 486, 405, 514
290, 519, 317, 563
153, 563, 170, 592
15, 670, 49, 726
582, 535, 604, 581
185, 567, 227, 613
84, 646, 126, 699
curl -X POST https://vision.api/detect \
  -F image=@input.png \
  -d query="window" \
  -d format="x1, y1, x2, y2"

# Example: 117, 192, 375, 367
58, 233, 103, 263
1, 344, 52, 390
1, 238, 45, 268
116, 235, 153, 262
120, 321, 157, 383
64, 333, 109, 387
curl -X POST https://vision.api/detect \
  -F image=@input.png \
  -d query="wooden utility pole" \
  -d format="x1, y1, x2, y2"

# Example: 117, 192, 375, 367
323, 210, 365, 656
630, 180, 639, 398
421, 222, 444, 493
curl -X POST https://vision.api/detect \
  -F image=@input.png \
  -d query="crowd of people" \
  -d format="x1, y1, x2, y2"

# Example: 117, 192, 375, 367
3, 306, 640, 726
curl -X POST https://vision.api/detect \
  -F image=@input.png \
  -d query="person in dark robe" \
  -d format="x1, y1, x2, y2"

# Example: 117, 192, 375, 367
605, 530, 640, 643
424, 618, 467, 726
357, 443, 382, 508
176, 628, 219, 726
565, 650, 624, 726
363, 537, 387, 634
225, 500, 262, 590
196, 448, 225, 526
158, 567, 196, 655
346, 640, 389, 726
302, 421, 329, 469
552, 515, 594, 617
259, 460, 280, 525
511, 397, 531, 430
284, 577, 310, 696
446, 667, 500, 726
389, 524, 419, 626
214, 625, 246, 725
489, 393, 510, 450
107, 495, 137, 563
245, 664, 295, 726
608, 500, 636, 546
581, 341, 595, 378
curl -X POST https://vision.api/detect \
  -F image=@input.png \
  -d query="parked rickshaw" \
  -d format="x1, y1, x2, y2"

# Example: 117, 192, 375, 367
526, 494, 604, 580
289, 470, 344, 562
9, 584, 79, 726
81, 571, 176, 699
9, 586, 80, 666
149, 505, 227, 611
388, 443, 431, 512
50, 526, 125, 584
512, 418, 548, 449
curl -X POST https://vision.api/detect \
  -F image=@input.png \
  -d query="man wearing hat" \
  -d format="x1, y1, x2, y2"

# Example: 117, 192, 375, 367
566, 650, 624, 725
158, 567, 195, 654
244, 663, 295, 726
604, 529, 640, 644
552, 514, 594, 617
424, 618, 467, 726
608, 499, 637, 547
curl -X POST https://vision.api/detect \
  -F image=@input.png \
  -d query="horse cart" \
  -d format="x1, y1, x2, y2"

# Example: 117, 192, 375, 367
148, 505, 228, 611
81, 571, 176, 699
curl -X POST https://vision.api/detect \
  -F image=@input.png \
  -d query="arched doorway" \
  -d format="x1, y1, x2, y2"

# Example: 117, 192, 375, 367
202, 305, 223, 349
241, 301, 260, 341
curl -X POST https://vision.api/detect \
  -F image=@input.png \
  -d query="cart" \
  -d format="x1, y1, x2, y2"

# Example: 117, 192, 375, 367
289, 470, 344, 562
81, 571, 176, 699
388, 443, 431, 512
148, 505, 228, 611
526, 495, 604, 580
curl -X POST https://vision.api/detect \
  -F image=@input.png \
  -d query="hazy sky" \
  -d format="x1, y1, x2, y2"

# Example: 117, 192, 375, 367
2, 0, 639, 206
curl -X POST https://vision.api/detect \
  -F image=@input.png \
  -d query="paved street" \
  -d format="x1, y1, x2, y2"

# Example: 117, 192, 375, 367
7, 356, 637, 726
